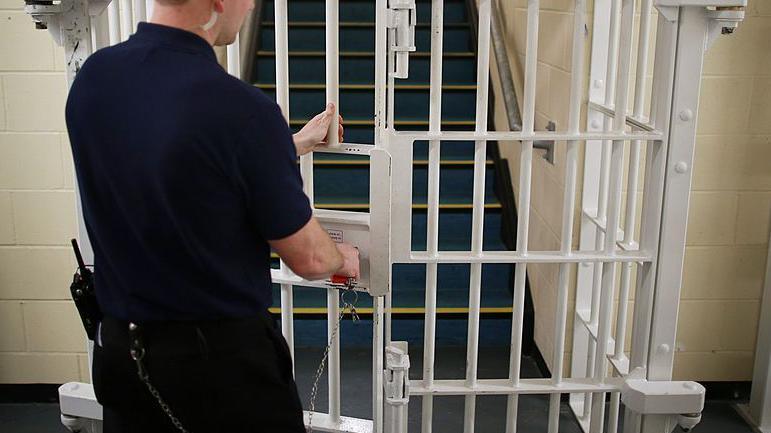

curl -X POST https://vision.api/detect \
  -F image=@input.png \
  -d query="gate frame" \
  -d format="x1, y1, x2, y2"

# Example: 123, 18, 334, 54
20, 1, 749, 433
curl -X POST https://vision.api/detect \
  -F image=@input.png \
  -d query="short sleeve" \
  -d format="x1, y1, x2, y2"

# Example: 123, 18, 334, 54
235, 105, 312, 240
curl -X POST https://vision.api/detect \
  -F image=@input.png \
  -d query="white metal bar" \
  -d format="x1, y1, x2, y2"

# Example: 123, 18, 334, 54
133, 0, 146, 26
584, 0, 622, 419
374, 0, 387, 145
506, 2, 539, 430
107, 0, 120, 46
145, 0, 154, 21
587, 102, 654, 131
91, 9, 110, 51
590, 0, 635, 429
391, 130, 664, 142
548, 0, 586, 430
644, 4, 710, 384
119, 0, 133, 41
280, 283, 295, 371
326, 0, 340, 146
421, 0, 444, 430
412, 377, 625, 396
374, 296, 385, 433
409, 250, 652, 264
227, 38, 241, 78
607, 2, 653, 426
571, 0, 612, 415
328, 288, 341, 421
464, 1, 491, 431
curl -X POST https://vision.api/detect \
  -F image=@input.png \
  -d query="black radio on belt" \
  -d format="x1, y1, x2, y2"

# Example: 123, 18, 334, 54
70, 239, 102, 340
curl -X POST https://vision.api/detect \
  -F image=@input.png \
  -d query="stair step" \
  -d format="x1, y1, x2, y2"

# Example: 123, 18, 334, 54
255, 83, 477, 90
289, 119, 475, 126
259, 85, 477, 121
262, 0, 468, 25
310, 158, 492, 166
313, 203, 501, 210
272, 280, 513, 309
259, 22, 473, 52
312, 164, 498, 204
253, 53, 477, 85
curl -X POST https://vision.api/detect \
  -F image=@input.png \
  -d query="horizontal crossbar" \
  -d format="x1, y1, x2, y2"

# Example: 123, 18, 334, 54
408, 250, 652, 264
410, 377, 624, 396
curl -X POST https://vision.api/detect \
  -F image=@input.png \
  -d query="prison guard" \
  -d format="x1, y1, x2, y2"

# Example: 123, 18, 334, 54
65, 22, 312, 322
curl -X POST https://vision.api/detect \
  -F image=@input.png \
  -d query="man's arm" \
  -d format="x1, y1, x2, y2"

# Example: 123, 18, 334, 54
269, 217, 359, 281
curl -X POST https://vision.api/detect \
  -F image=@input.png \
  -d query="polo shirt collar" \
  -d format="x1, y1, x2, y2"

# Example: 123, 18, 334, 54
133, 22, 217, 62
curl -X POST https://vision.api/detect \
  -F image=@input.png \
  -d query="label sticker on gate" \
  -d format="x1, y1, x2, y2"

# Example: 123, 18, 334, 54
327, 229, 344, 243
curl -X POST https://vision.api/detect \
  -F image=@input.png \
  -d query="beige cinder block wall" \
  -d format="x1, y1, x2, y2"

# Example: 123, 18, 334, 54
0, 2, 87, 383
0, 3, 246, 384
491, 0, 771, 381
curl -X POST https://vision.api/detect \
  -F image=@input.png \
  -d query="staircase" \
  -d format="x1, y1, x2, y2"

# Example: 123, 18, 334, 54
252, 0, 523, 348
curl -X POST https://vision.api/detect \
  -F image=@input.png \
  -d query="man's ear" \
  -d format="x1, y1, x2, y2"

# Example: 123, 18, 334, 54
212, 0, 225, 13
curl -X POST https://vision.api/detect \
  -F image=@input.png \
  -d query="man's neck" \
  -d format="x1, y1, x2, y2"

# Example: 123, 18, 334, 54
149, 8, 217, 46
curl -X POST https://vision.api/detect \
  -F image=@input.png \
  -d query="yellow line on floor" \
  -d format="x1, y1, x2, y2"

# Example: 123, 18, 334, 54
288, 119, 475, 126
312, 159, 492, 166
254, 83, 477, 91
257, 51, 474, 58
267, 307, 513, 314
311, 203, 502, 210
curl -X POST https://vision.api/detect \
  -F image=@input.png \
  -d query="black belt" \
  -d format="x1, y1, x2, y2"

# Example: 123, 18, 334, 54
98, 310, 276, 353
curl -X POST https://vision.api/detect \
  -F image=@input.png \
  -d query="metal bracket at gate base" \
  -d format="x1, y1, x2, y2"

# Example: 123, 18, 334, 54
384, 342, 410, 405
384, 342, 410, 433
386, 0, 416, 79
621, 379, 705, 415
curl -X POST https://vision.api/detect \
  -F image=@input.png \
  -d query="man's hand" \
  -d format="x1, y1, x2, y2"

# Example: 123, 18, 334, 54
335, 243, 360, 280
293, 102, 344, 156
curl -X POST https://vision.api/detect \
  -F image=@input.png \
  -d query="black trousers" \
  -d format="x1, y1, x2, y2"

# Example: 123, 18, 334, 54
93, 312, 306, 433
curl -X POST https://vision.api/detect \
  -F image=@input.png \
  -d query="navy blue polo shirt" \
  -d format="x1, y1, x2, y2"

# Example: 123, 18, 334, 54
65, 22, 312, 321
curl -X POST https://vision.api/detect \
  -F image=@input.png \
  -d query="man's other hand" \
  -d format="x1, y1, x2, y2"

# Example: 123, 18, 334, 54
293, 102, 345, 156
335, 243, 360, 280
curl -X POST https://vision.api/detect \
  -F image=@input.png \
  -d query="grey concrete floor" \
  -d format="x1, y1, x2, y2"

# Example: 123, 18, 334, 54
0, 346, 758, 433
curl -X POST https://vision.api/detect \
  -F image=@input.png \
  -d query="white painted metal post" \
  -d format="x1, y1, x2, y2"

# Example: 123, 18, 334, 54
571, 0, 611, 420
641, 6, 729, 433
505, 1, 539, 432
328, 288, 342, 422
280, 283, 295, 365
589, 0, 635, 431
374, 296, 385, 433
132, 0, 146, 27
463, 1, 491, 432
584, 0, 622, 419
107, 0, 120, 45
119, 0, 133, 40
227, 38, 241, 78
750, 228, 771, 433
421, 0, 444, 431
607, 1, 653, 431
548, 1, 586, 432
145, 0, 154, 20
326, 0, 340, 147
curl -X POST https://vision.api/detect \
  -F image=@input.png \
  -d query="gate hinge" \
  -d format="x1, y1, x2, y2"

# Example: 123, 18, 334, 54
621, 379, 706, 431
384, 341, 410, 406
386, 0, 416, 79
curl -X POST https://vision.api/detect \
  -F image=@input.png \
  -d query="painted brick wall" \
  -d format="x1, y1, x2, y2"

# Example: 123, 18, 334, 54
492, 0, 771, 381
0, 0, 768, 384
0, 1, 88, 383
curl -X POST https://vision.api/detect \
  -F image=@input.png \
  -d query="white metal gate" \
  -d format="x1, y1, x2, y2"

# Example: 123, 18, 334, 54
25, 0, 747, 432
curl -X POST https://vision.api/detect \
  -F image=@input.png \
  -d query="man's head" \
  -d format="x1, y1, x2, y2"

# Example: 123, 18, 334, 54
153, 0, 255, 46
